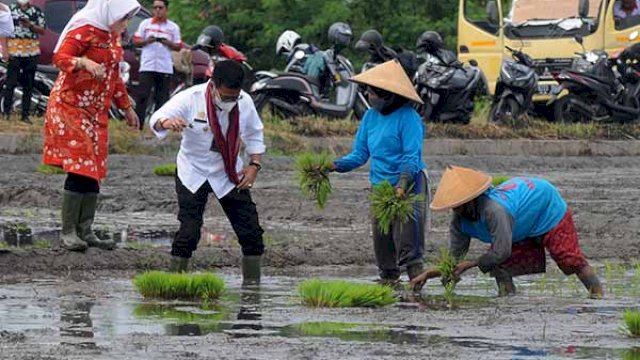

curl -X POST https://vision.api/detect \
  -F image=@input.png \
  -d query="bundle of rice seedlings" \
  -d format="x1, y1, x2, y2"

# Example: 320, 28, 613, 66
437, 247, 461, 307
295, 152, 334, 209
371, 181, 425, 235
492, 176, 511, 187
133, 271, 225, 302
36, 164, 65, 175
298, 279, 397, 308
622, 310, 640, 337
153, 163, 177, 176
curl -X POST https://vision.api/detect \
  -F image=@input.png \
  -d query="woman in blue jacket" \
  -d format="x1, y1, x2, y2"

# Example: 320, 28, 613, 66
329, 60, 429, 289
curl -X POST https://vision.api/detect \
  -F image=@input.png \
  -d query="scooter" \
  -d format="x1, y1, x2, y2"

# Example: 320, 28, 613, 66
549, 34, 640, 123
414, 52, 483, 124
489, 45, 538, 123
0, 61, 53, 117
250, 47, 368, 120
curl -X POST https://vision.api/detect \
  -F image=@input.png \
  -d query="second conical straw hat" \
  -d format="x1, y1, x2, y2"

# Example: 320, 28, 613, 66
430, 165, 493, 211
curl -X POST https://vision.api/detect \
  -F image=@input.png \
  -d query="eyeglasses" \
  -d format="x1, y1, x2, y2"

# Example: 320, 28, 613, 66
220, 94, 242, 102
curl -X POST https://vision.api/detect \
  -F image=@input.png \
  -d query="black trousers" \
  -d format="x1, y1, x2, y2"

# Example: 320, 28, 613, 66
172, 176, 265, 259
135, 71, 171, 130
64, 173, 100, 194
2, 56, 38, 118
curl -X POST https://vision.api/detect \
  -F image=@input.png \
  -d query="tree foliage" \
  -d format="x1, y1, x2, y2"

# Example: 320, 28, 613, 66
149, 0, 459, 70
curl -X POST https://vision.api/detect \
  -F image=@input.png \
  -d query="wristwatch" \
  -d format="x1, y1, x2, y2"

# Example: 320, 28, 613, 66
249, 160, 262, 171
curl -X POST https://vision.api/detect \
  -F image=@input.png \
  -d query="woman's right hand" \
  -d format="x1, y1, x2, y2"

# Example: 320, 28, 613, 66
81, 57, 106, 80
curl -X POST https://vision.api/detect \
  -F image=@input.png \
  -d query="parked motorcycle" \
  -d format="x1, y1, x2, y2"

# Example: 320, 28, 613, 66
549, 34, 640, 123
489, 45, 538, 122
250, 22, 368, 120
0, 61, 53, 117
414, 53, 482, 124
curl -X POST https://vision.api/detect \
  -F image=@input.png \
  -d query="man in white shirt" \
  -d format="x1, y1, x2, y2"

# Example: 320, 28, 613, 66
150, 60, 266, 284
0, 3, 14, 37
133, 0, 182, 129
0, 3, 14, 61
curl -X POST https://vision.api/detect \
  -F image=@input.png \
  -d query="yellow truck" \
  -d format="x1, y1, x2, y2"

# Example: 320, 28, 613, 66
458, 0, 640, 102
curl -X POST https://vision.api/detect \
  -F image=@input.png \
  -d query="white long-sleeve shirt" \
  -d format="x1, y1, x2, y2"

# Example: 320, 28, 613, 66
150, 83, 266, 198
0, 3, 15, 38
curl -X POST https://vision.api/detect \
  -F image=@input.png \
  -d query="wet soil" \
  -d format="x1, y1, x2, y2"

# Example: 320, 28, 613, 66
1, 153, 640, 274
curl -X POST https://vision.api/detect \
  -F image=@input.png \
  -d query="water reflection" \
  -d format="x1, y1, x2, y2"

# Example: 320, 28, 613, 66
228, 287, 262, 335
59, 300, 96, 347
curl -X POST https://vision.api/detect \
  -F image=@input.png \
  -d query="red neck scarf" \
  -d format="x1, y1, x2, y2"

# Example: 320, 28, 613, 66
205, 82, 241, 184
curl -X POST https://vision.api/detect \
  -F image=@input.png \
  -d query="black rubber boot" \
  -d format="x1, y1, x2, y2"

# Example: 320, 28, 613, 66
60, 190, 88, 252
242, 256, 261, 285
77, 193, 115, 250
169, 256, 189, 273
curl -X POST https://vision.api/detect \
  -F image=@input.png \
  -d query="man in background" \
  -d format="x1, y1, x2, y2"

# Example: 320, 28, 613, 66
2, 0, 45, 124
133, 0, 182, 129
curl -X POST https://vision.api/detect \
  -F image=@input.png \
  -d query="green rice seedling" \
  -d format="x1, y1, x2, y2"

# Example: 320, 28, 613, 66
370, 181, 425, 235
133, 271, 225, 302
436, 247, 460, 308
153, 163, 177, 176
32, 239, 50, 249
294, 152, 334, 209
622, 310, 640, 337
622, 348, 640, 360
492, 176, 510, 187
36, 164, 65, 175
298, 279, 397, 308
294, 322, 359, 336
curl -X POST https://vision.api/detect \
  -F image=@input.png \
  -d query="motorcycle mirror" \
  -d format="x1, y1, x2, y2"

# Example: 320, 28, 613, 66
574, 35, 584, 45
294, 50, 305, 60
578, 0, 589, 18
630, 31, 639, 41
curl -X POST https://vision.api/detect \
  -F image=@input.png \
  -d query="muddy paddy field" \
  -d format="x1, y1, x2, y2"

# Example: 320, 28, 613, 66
1, 143, 640, 359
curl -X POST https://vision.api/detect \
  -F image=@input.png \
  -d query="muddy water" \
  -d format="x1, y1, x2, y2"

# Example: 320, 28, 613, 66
1, 267, 639, 359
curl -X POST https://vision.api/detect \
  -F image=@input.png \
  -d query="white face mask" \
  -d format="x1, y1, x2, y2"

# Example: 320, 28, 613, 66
16, 0, 29, 5
215, 92, 237, 112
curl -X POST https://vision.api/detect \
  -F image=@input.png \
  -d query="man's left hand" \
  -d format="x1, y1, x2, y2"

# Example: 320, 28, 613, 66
237, 165, 258, 190
453, 260, 478, 278
19, 18, 31, 28
124, 108, 140, 129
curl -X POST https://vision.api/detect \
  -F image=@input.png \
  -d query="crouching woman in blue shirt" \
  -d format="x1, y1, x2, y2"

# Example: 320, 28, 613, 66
328, 60, 429, 288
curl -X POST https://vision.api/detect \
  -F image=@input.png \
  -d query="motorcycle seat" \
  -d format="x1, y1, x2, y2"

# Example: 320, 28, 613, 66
282, 71, 322, 87
37, 64, 59, 75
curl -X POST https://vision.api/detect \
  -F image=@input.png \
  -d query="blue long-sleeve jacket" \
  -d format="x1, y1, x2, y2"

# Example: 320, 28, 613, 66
334, 105, 426, 186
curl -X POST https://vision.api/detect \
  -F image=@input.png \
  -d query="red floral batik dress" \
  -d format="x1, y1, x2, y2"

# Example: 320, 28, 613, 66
43, 25, 132, 181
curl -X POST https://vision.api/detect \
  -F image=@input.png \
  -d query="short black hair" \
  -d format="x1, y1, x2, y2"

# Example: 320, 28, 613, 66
212, 60, 245, 90
154, 0, 169, 7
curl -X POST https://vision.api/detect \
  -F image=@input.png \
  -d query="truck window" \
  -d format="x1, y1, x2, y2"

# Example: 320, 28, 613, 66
614, 0, 640, 29
465, 0, 499, 34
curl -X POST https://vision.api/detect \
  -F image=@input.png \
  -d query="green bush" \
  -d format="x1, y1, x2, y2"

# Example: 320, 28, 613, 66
133, 271, 225, 302
298, 279, 397, 308
36, 164, 65, 175
492, 176, 511, 187
153, 163, 177, 176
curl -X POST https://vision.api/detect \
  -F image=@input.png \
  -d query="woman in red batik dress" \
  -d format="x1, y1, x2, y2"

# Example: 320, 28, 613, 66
43, 0, 141, 252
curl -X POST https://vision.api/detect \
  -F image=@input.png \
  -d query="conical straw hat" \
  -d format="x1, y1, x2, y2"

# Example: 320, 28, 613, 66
430, 165, 493, 211
349, 59, 424, 104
